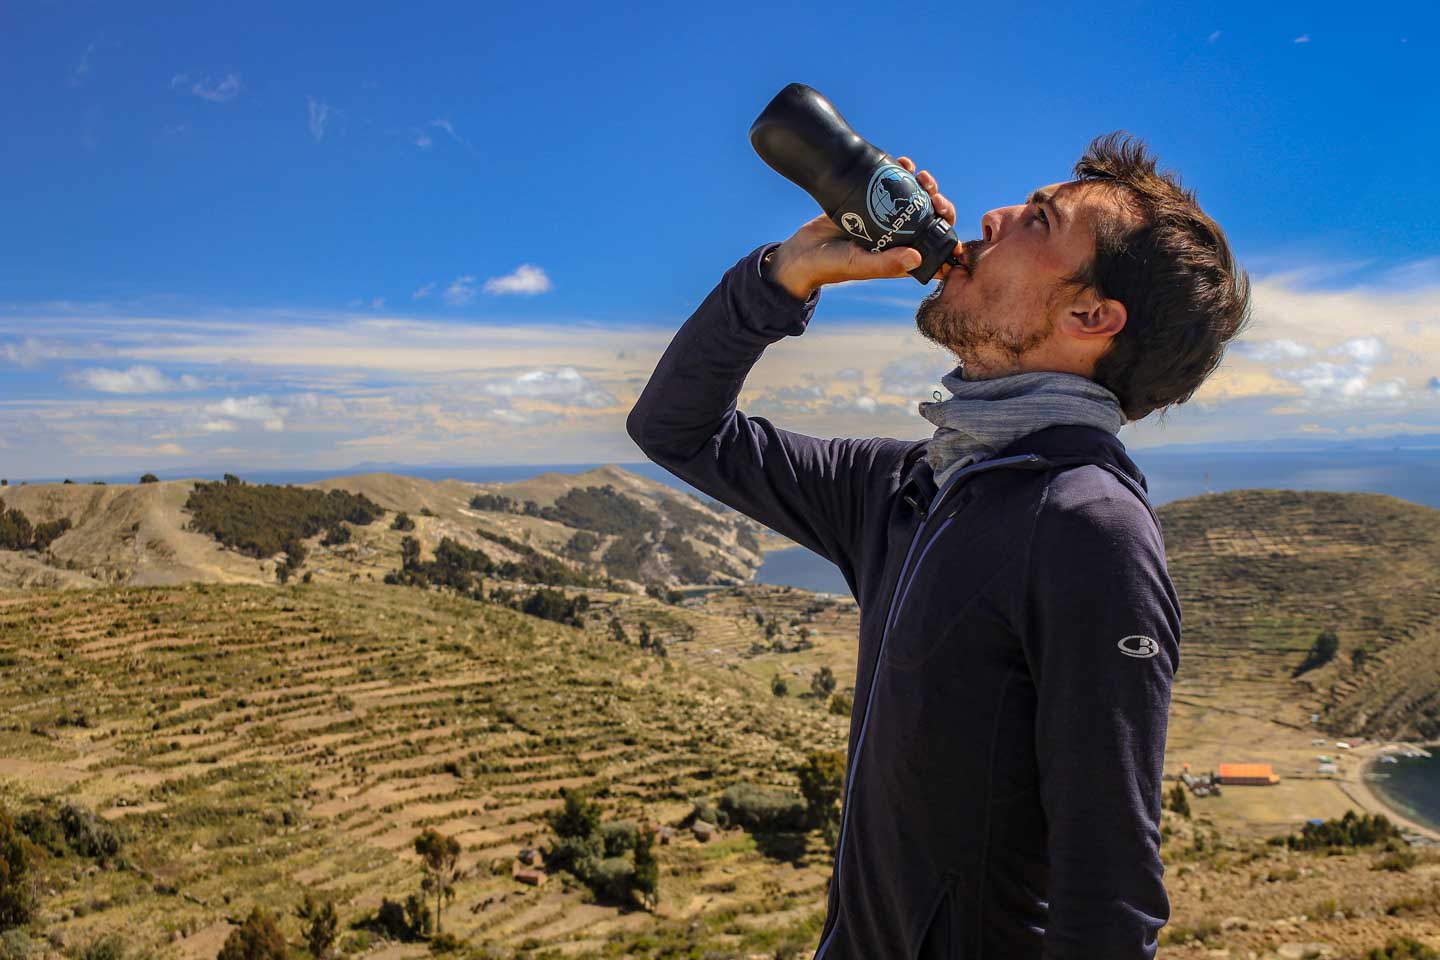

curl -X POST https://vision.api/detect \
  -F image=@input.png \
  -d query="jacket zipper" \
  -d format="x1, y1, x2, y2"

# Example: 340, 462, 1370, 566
813, 452, 1048, 958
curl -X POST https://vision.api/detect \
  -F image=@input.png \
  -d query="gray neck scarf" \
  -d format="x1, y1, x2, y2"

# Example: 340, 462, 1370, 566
917, 364, 1126, 491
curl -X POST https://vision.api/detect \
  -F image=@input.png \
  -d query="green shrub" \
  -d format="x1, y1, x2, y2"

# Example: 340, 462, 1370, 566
0, 808, 37, 929
1285, 810, 1399, 851
1364, 937, 1439, 960
601, 821, 637, 858
217, 907, 287, 960
718, 783, 807, 833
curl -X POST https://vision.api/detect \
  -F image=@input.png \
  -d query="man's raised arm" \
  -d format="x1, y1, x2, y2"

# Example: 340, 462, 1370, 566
625, 240, 912, 587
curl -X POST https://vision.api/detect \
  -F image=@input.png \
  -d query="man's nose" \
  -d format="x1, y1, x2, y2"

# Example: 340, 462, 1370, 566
980, 205, 1021, 243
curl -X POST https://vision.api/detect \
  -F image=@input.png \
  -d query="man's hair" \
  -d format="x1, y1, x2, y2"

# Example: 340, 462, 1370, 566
1061, 132, 1252, 421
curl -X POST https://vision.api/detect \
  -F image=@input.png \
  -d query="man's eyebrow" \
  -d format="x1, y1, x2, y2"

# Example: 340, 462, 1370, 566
1026, 188, 1065, 230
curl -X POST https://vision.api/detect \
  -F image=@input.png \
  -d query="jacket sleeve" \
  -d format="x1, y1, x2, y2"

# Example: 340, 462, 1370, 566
1019, 470, 1180, 959
626, 241, 911, 591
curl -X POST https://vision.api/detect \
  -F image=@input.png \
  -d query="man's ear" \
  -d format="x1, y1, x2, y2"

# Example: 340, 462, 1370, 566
1064, 293, 1127, 341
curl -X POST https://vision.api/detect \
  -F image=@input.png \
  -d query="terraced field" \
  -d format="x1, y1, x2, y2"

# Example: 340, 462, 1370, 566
0, 582, 846, 958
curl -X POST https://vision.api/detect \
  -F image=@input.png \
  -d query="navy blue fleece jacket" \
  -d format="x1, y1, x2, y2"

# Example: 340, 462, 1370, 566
626, 242, 1181, 959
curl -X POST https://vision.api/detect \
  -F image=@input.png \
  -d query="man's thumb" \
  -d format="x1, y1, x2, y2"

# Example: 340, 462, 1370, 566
895, 248, 922, 273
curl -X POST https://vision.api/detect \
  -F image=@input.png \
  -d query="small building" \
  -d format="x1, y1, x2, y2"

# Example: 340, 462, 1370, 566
1217, 763, 1280, 786
1317, 762, 1339, 776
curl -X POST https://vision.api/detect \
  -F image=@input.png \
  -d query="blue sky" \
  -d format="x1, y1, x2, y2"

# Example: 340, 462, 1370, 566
2, 0, 1438, 480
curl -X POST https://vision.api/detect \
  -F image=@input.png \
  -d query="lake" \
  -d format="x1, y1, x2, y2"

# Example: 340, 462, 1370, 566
753, 446, 1440, 598
1367, 751, 1440, 834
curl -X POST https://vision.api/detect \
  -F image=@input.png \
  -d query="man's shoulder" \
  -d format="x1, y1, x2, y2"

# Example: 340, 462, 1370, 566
1038, 461, 1162, 548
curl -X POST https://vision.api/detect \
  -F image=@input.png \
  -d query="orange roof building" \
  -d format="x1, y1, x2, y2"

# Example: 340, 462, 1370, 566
1216, 763, 1280, 786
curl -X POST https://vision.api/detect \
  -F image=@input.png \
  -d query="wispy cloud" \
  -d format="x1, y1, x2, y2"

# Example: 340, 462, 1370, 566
173, 72, 244, 103
70, 41, 97, 87
307, 96, 336, 142
411, 282, 436, 301
442, 276, 477, 306
1293, 34, 1311, 44
413, 117, 475, 152
483, 265, 552, 296
1207, 30, 1222, 43
69, 365, 202, 394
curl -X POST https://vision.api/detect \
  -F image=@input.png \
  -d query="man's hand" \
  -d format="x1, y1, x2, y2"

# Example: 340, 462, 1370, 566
765, 156, 959, 301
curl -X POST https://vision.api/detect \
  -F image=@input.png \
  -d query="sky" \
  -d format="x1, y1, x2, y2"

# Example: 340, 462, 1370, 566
2, 0, 1438, 481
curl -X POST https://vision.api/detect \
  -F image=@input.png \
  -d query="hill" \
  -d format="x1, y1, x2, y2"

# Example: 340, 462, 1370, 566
0, 581, 844, 958
0, 468, 771, 594
1158, 489, 1440, 742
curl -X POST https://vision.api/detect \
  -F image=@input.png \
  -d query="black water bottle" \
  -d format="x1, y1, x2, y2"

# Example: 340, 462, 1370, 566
749, 83, 962, 285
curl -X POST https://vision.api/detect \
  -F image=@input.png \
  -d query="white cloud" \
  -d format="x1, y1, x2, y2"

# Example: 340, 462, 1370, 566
1293, 34, 1311, 44
481, 367, 617, 408
307, 96, 335, 142
1329, 336, 1388, 364
71, 365, 201, 394
204, 395, 285, 431
836, 367, 864, 381
201, 419, 237, 432
180, 72, 244, 103
1207, 30, 1222, 43
483, 265, 552, 296
443, 276, 477, 306
1231, 338, 1311, 362
411, 282, 435, 300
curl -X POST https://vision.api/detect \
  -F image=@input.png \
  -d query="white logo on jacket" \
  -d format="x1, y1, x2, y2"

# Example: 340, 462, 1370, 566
1117, 634, 1160, 658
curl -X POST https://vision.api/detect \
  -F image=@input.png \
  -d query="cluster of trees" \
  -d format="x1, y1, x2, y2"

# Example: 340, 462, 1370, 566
487, 586, 591, 629
1, 801, 128, 933
1274, 809, 1400, 850
0, 508, 71, 552
385, 534, 591, 599
605, 617, 667, 657
184, 475, 384, 561
468, 492, 521, 513
543, 788, 659, 909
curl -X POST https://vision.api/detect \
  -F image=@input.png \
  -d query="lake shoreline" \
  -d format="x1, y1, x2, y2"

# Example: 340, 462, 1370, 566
1345, 742, 1440, 841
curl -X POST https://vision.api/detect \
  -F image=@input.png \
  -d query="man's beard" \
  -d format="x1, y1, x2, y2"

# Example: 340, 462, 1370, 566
914, 242, 1054, 377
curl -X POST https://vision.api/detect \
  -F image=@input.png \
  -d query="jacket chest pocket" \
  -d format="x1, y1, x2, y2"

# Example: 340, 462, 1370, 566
880, 512, 1014, 670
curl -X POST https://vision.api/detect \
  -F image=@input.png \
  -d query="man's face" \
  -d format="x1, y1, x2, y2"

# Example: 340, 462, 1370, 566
915, 179, 1109, 379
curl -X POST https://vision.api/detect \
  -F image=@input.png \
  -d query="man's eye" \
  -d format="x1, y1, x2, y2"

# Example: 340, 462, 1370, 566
1032, 206, 1049, 227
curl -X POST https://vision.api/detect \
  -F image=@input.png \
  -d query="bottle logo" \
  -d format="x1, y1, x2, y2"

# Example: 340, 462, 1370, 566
866, 163, 931, 252
840, 212, 872, 241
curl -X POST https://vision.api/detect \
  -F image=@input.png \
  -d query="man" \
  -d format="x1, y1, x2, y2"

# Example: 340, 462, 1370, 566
627, 132, 1251, 958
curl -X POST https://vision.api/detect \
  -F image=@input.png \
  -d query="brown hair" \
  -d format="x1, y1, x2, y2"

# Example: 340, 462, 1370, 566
1062, 132, 1252, 421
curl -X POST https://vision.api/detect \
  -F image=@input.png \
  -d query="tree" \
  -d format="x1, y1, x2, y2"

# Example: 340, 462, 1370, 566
217, 907, 287, 960
771, 674, 788, 697
0, 806, 37, 929
638, 623, 652, 650
829, 693, 853, 716
0, 509, 34, 551
1293, 628, 1341, 677
797, 750, 846, 852
414, 828, 461, 935
400, 536, 421, 569
548, 788, 603, 841
296, 892, 339, 959
1167, 782, 1191, 818
391, 512, 415, 532
632, 827, 660, 908
402, 893, 431, 938
609, 616, 629, 645
139, 473, 159, 484
811, 665, 837, 699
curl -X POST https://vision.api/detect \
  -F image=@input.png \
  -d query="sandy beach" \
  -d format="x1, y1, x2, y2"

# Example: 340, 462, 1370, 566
1339, 740, 1440, 842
